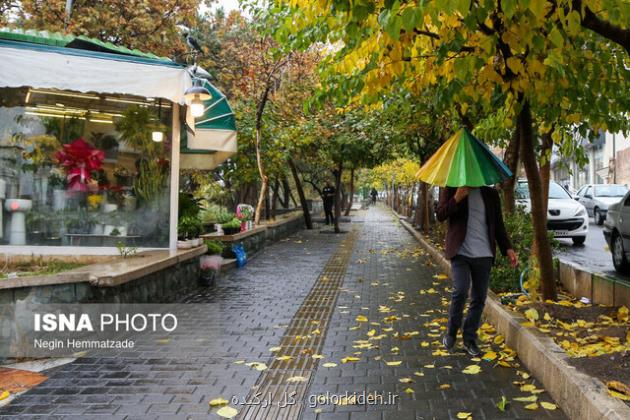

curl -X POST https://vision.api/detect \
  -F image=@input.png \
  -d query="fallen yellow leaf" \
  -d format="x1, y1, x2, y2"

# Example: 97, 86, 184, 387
524, 308, 539, 323
341, 356, 360, 363
520, 384, 536, 392
462, 365, 481, 375
513, 395, 538, 402
524, 402, 538, 410
494, 335, 505, 345
216, 406, 238, 418
269, 346, 281, 352
322, 362, 337, 368
439, 384, 451, 389
424, 364, 435, 368
404, 387, 414, 394
0, 391, 10, 401
540, 401, 557, 410
609, 390, 630, 401
482, 351, 497, 361
399, 377, 414, 383
385, 360, 402, 366
356, 315, 368, 322
287, 376, 307, 383
209, 398, 229, 406
456, 412, 472, 419
607, 381, 630, 397
414, 371, 424, 376
275, 355, 292, 361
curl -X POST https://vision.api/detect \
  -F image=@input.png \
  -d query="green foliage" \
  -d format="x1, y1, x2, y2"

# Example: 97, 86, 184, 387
204, 239, 224, 255
200, 203, 234, 224
178, 215, 203, 239
491, 206, 558, 292
221, 218, 242, 230
116, 241, 138, 259
179, 193, 202, 220
115, 106, 166, 159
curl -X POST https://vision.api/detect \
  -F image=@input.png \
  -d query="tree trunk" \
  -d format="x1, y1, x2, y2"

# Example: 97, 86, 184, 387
540, 130, 553, 215
254, 126, 268, 225
414, 182, 423, 227
333, 162, 343, 234
502, 127, 521, 214
344, 167, 354, 216
281, 177, 291, 208
271, 179, 279, 220
421, 182, 431, 234
519, 100, 557, 301
288, 157, 313, 229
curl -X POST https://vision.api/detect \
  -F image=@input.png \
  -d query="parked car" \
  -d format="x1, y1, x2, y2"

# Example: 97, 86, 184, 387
603, 190, 630, 274
575, 184, 629, 225
515, 179, 589, 245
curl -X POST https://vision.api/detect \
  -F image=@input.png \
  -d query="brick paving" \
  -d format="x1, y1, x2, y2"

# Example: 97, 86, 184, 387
0, 206, 565, 419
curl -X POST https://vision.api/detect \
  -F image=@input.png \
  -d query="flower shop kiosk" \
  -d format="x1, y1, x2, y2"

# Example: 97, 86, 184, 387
0, 28, 237, 254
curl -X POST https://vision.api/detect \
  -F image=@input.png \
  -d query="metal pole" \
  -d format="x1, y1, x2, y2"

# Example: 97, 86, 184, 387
169, 103, 181, 251
613, 133, 617, 184
64, 0, 74, 30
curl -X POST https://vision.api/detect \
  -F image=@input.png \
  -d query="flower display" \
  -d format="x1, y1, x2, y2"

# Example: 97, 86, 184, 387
236, 204, 254, 222
55, 138, 105, 192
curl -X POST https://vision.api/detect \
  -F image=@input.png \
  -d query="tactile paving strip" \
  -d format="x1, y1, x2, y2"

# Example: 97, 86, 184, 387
237, 228, 359, 420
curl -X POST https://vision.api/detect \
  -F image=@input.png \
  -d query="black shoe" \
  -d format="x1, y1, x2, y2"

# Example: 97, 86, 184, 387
463, 340, 481, 357
442, 334, 455, 351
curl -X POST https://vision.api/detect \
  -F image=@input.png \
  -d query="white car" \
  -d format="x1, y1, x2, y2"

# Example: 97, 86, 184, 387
516, 180, 589, 245
575, 184, 628, 225
603, 190, 630, 274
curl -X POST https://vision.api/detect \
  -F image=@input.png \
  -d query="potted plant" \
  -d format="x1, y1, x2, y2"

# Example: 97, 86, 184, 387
49, 167, 68, 210
221, 218, 242, 235
236, 204, 254, 232
199, 255, 222, 287
204, 239, 224, 255
177, 215, 203, 248
113, 165, 133, 187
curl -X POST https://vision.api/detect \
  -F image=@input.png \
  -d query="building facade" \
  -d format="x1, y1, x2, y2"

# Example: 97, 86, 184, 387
551, 130, 630, 191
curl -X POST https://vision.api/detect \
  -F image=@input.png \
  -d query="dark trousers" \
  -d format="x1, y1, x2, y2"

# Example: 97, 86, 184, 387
324, 201, 334, 224
447, 255, 493, 343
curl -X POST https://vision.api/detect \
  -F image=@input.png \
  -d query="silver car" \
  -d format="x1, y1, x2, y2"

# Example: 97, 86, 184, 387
603, 190, 630, 274
576, 184, 629, 225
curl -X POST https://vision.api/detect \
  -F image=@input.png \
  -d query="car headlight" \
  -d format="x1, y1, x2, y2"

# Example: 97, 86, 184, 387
575, 207, 586, 217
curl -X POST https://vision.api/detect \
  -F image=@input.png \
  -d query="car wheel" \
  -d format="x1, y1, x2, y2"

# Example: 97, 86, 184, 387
572, 236, 586, 246
594, 208, 604, 225
611, 231, 630, 274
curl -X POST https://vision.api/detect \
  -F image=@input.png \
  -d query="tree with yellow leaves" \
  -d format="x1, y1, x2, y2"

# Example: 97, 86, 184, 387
278, 0, 629, 300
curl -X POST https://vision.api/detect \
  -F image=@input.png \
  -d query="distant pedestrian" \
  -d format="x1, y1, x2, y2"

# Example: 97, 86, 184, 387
437, 186, 518, 356
370, 188, 378, 204
323, 183, 336, 225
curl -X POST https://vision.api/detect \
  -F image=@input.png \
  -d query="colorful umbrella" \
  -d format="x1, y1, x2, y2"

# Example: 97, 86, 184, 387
415, 128, 512, 187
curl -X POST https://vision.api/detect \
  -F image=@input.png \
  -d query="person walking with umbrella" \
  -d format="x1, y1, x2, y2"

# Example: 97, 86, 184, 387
417, 129, 518, 356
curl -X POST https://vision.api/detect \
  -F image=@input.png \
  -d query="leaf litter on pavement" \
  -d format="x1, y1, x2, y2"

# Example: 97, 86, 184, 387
224, 241, 561, 416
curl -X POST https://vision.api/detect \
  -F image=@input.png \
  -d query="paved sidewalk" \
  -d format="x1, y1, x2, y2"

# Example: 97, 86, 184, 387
0, 206, 565, 419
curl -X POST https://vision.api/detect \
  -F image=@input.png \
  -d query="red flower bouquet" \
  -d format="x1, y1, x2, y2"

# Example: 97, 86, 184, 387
55, 138, 105, 192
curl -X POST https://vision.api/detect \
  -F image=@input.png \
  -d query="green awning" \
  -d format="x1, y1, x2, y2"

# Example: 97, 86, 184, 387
180, 80, 237, 169
0, 28, 172, 63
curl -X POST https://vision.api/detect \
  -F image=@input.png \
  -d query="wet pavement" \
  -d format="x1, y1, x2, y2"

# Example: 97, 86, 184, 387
0, 206, 565, 419
555, 219, 630, 282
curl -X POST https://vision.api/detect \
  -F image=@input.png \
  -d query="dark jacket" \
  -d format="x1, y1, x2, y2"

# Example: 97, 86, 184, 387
436, 186, 512, 260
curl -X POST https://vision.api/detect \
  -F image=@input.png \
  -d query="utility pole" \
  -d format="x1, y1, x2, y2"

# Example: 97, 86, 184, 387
64, 0, 74, 31
613, 133, 617, 184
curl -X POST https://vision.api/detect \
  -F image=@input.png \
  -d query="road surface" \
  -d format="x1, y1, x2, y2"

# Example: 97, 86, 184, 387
554, 217, 630, 282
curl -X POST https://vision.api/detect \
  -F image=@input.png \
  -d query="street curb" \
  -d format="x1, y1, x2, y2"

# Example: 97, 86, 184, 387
397, 216, 630, 420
